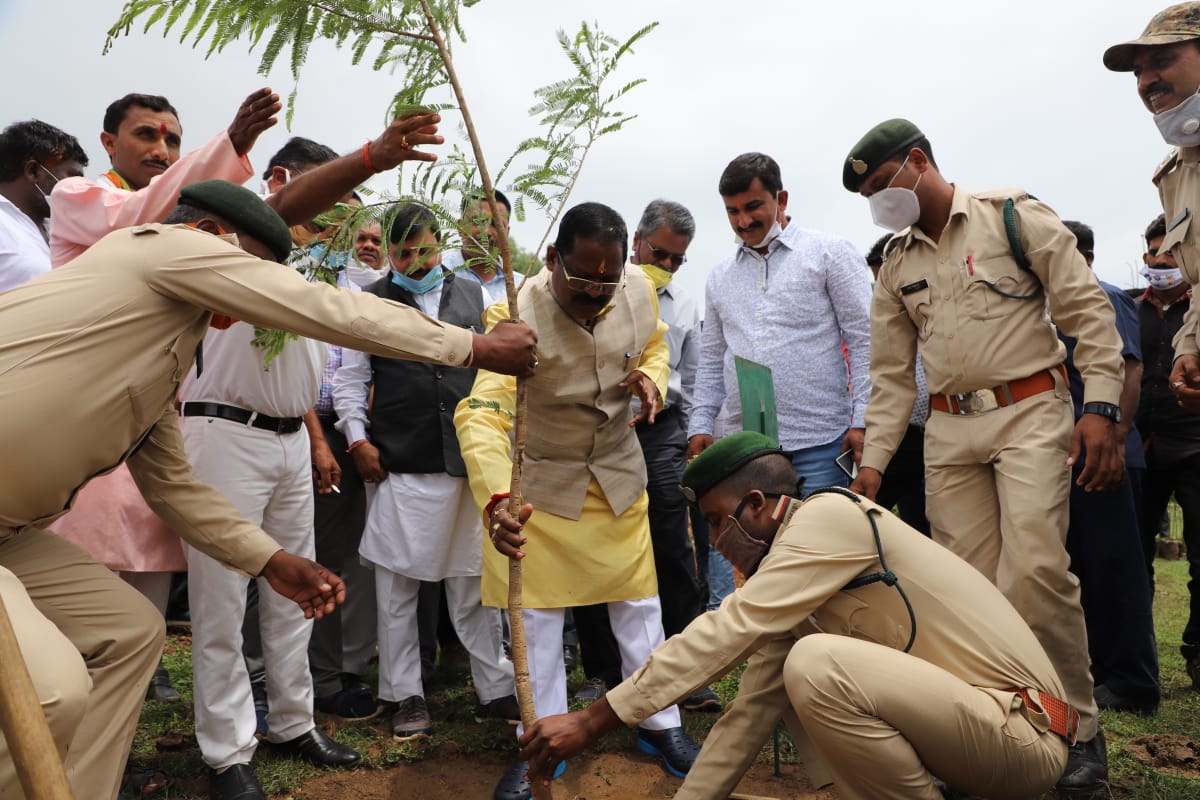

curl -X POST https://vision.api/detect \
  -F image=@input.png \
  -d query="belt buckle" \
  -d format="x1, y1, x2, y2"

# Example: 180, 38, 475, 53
953, 388, 1000, 415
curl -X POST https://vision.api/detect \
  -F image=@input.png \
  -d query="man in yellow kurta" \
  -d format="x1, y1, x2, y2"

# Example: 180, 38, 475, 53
455, 202, 700, 800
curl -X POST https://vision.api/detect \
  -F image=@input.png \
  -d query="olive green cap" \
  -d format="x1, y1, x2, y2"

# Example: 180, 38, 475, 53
842, 118, 925, 193
1104, 3, 1200, 72
178, 180, 293, 262
679, 431, 783, 504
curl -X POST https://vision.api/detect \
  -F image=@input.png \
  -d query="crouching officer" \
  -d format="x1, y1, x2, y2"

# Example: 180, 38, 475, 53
512, 432, 1074, 800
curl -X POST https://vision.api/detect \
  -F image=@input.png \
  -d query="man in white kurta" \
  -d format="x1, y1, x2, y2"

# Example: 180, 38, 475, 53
334, 206, 515, 740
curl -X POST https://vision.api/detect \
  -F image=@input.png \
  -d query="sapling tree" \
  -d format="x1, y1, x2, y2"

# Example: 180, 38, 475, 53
106, 2, 656, 791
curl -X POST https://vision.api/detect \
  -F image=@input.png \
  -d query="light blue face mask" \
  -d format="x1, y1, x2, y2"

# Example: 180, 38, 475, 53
308, 243, 350, 270
391, 266, 446, 294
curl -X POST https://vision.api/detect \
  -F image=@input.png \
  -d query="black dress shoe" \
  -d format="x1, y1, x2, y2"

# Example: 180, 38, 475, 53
273, 727, 361, 767
208, 764, 263, 800
147, 664, 182, 703
1093, 684, 1159, 716
1056, 728, 1108, 797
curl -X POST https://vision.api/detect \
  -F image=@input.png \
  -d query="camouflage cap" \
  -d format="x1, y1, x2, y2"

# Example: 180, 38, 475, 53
842, 118, 925, 193
1104, 3, 1200, 72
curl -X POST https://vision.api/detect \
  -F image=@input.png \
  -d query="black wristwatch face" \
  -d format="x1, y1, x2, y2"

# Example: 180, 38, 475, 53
1083, 402, 1121, 423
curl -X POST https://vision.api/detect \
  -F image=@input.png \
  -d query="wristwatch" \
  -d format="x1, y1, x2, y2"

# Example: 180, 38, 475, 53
1082, 402, 1122, 424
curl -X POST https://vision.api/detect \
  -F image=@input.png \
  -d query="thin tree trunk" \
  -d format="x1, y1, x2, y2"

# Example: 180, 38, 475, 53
417, 3, 548, 797
0, 593, 74, 799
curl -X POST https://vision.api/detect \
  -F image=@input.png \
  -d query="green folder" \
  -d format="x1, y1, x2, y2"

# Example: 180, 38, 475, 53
734, 356, 778, 442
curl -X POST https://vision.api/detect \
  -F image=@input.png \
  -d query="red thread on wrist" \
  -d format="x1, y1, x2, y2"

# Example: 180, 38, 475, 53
347, 438, 369, 453
361, 142, 379, 173
485, 492, 510, 518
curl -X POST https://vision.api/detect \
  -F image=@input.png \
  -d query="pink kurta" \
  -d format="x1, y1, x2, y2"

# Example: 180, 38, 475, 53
47, 131, 254, 571
51, 466, 186, 572
49, 130, 253, 267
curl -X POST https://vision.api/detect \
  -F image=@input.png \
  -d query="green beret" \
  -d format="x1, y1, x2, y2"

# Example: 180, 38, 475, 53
680, 432, 783, 503
178, 180, 293, 262
1104, 3, 1200, 71
842, 118, 924, 193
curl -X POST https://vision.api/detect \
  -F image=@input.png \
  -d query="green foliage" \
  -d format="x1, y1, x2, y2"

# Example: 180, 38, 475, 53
105, 0, 656, 275
105, 1, 464, 120
497, 20, 657, 256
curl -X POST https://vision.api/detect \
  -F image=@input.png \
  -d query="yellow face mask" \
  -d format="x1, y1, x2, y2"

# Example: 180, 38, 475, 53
640, 263, 674, 291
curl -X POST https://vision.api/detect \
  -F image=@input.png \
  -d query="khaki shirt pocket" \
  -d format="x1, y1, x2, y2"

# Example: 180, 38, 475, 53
962, 254, 1041, 320
810, 590, 909, 650
899, 284, 934, 340
1162, 209, 1196, 282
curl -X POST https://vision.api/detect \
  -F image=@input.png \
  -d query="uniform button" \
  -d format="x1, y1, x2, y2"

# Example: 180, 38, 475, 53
449, 351, 457, 362
163, 345, 171, 353
943, 293, 951, 300
947, 332, 955, 339
435, 369, 444, 379
439, 402, 447, 412
633, 708, 646, 720
597, 360, 605, 368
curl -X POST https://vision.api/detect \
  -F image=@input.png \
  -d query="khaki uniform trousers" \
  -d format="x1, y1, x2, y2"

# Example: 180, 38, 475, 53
785, 634, 1067, 800
0, 529, 163, 800
923, 383, 1099, 739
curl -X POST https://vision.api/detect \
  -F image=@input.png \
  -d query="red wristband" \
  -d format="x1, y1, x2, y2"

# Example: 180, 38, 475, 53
485, 492, 510, 518
347, 438, 369, 453
361, 141, 379, 173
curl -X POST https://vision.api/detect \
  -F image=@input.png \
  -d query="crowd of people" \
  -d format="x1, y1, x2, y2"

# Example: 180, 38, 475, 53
3, 4, 1200, 800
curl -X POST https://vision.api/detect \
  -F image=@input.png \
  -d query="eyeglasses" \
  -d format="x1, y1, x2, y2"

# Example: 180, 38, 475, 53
557, 254, 624, 296
640, 240, 687, 269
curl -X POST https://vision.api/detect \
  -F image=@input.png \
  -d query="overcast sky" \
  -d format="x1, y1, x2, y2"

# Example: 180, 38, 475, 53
0, 0, 1176, 302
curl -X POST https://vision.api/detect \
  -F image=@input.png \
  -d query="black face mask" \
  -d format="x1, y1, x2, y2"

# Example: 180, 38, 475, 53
712, 495, 774, 577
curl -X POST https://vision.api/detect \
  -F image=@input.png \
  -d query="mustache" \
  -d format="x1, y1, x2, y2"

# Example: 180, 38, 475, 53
1143, 80, 1172, 100
142, 158, 171, 170
737, 221, 763, 234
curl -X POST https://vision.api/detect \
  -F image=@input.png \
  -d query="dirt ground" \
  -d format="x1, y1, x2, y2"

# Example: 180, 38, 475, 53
1123, 734, 1200, 781
302, 750, 830, 800
295, 731, 1200, 800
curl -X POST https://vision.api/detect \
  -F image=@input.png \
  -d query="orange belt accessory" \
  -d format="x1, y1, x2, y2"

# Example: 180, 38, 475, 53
930, 365, 1067, 415
1012, 687, 1079, 745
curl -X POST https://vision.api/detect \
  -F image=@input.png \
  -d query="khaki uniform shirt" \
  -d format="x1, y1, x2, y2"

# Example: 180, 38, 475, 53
1153, 146, 1200, 357
0, 224, 474, 576
606, 491, 1066, 800
860, 186, 1125, 472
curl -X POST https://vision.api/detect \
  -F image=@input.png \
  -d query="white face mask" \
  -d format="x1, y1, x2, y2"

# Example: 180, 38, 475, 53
1143, 265, 1185, 290
868, 157, 922, 232
737, 219, 783, 250
1154, 85, 1200, 147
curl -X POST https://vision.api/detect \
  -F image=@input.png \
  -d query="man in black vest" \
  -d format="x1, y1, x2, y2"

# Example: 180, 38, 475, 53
1136, 212, 1200, 689
332, 202, 518, 741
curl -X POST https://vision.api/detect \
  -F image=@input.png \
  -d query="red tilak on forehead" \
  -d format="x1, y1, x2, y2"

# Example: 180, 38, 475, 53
160, 123, 169, 134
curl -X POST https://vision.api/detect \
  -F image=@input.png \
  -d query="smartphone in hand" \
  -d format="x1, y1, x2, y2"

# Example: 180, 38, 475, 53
835, 449, 858, 480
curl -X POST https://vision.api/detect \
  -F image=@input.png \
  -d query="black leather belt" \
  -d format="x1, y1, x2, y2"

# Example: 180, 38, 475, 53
180, 402, 304, 434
